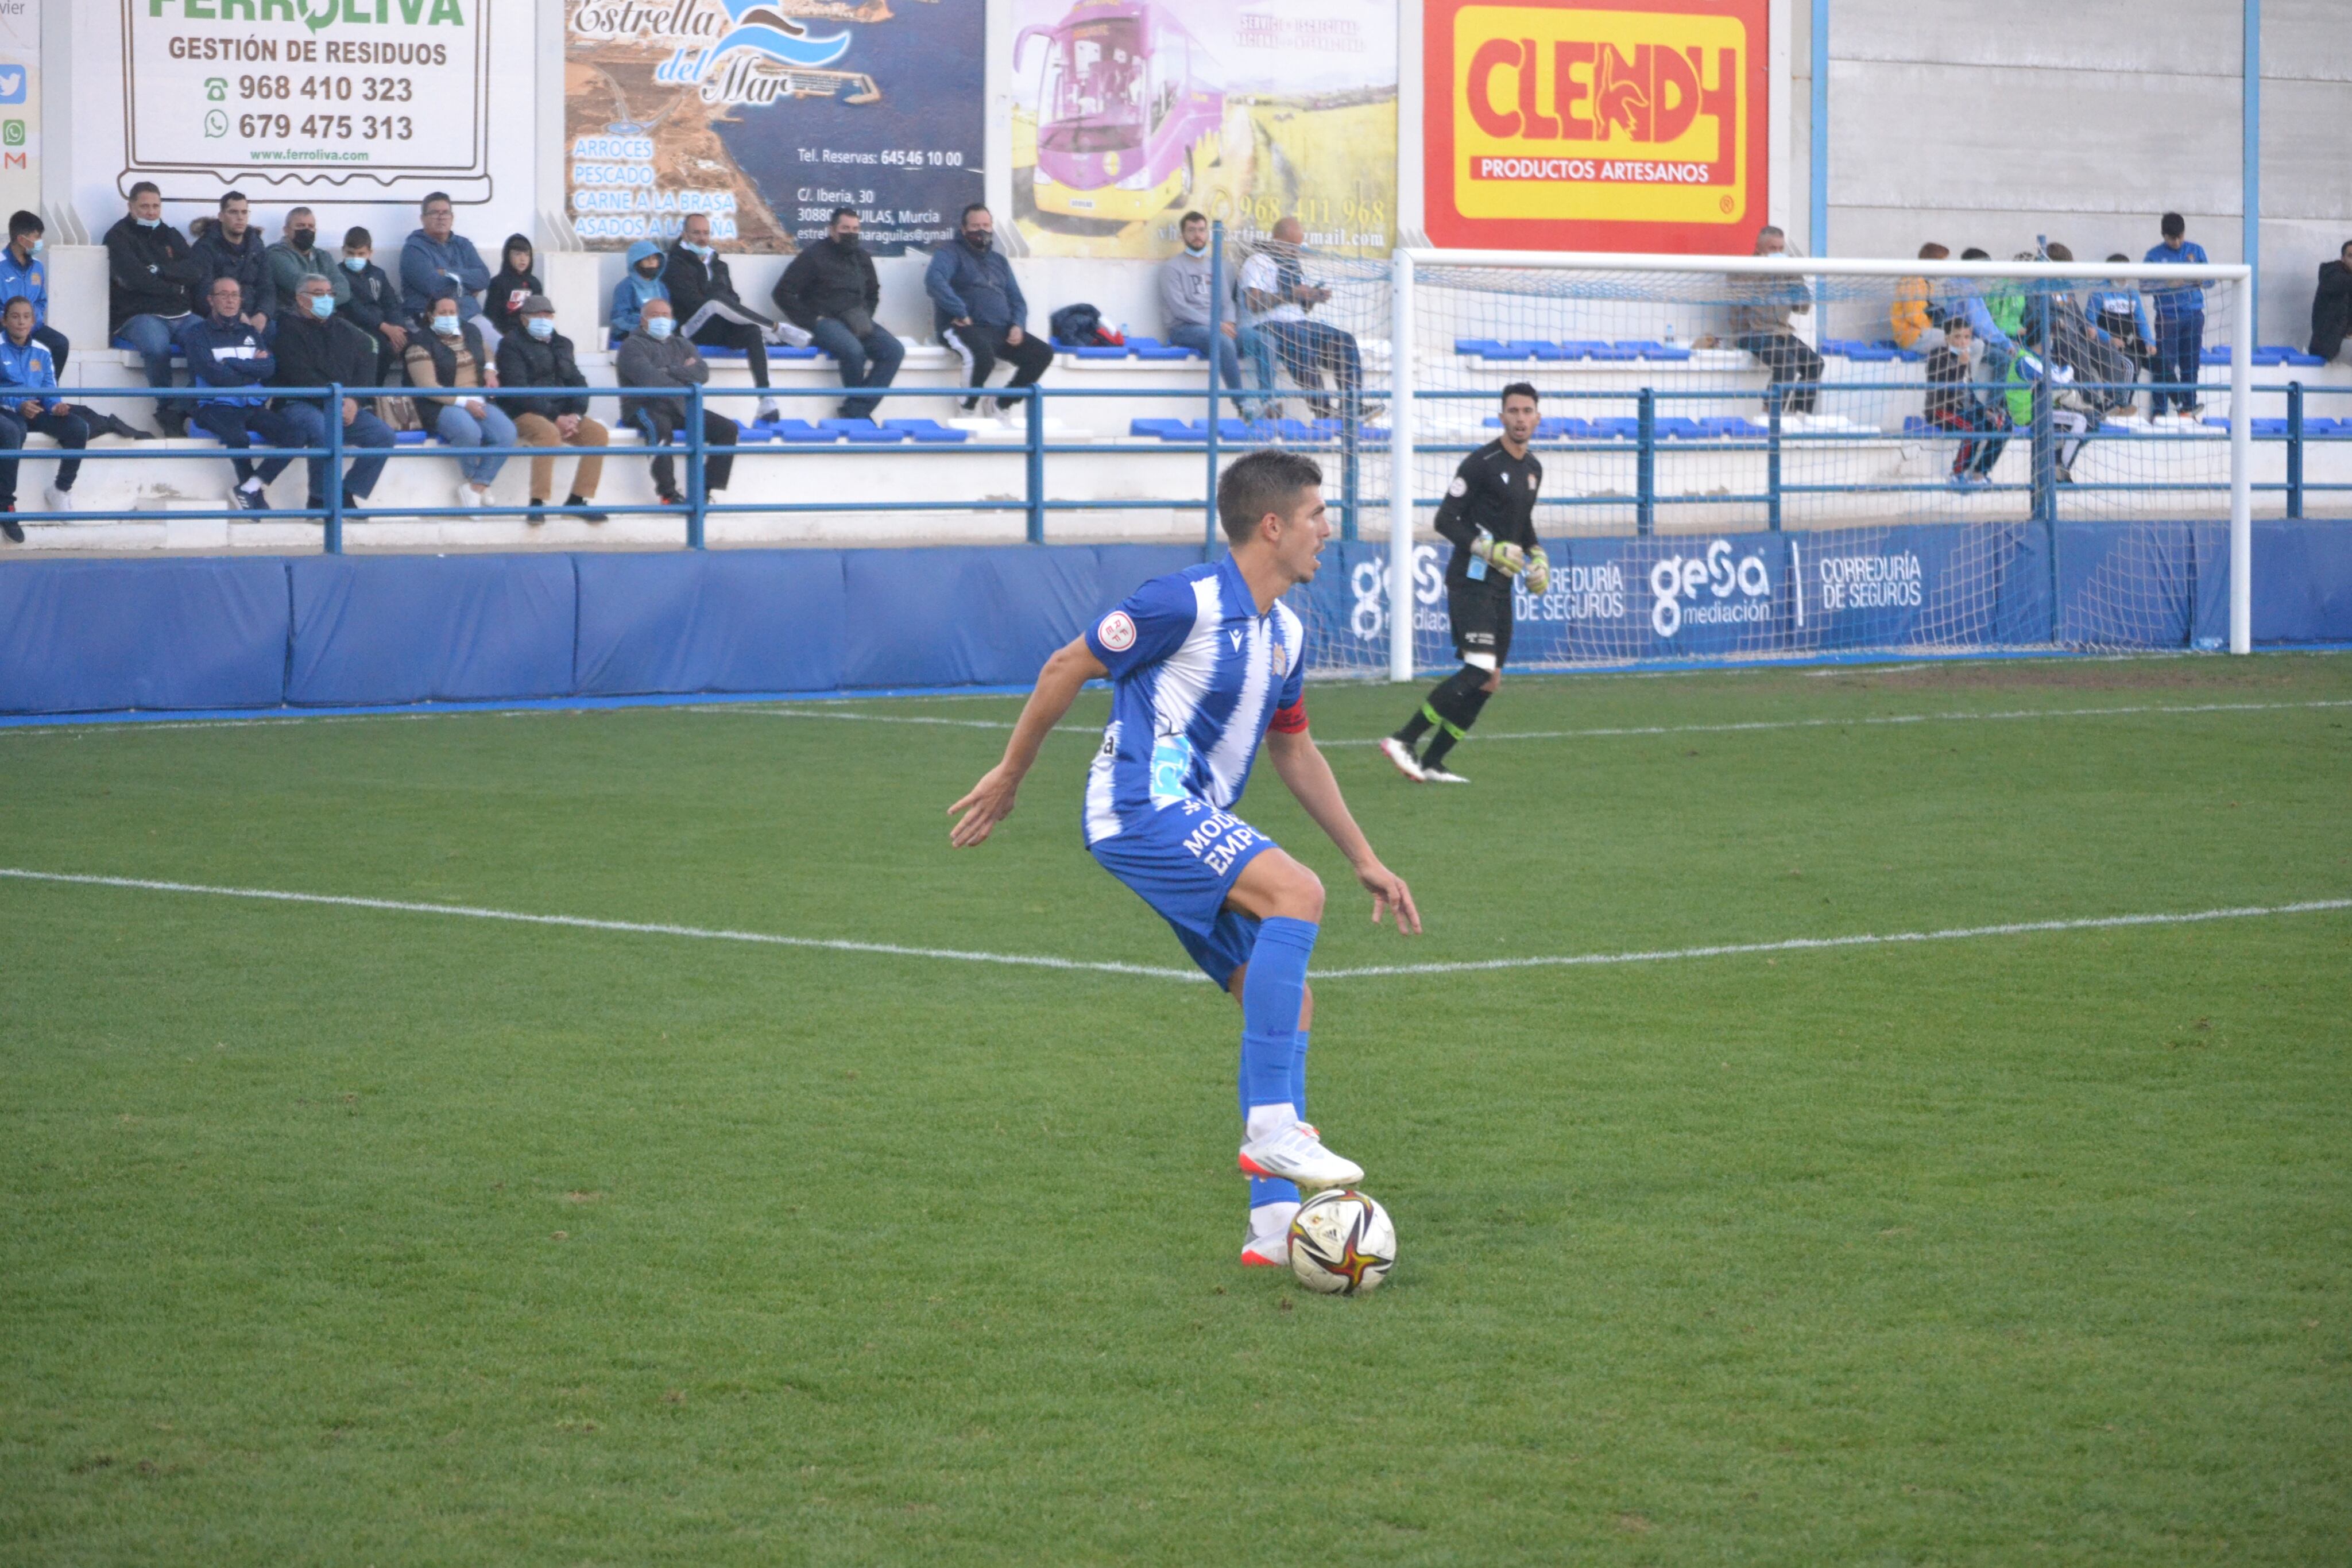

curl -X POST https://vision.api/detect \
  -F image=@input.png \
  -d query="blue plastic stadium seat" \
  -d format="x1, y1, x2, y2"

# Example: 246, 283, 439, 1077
700, 346, 749, 360
1842, 345, 1897, 362
2250, 417, 2290, 436
1272, 419, 1318, 441
2200, 346, 2232, 365
1586, 345, 1641, 361
885, 418, 968, 444
2201, 417, 2232, 429
1554, 340, 1609, 359
1071, 343, 1131, 359
1453, 338, 1508, 357
1591, 417, 1641, 438
1476, 341, 1538, 361
1129, 417, 1190, 439
1654, 416, 1704, 439
768, 419, 837, 443
392, 429, 434, 446
1700, 416, 1766, 438
773, 344, 821, 361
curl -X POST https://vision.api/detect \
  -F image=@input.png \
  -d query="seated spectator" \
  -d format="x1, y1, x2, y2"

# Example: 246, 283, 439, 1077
403, 290, 512, 511
610, 239, 669, 338
927, 204, 1051, 414
776, 207, 902, 420
496, 294, 609, 525
1726, 225, 1821, 415
175, 276, 303, 511
336, 227, 411, 386
269, 274, 395, 518
2088, 254, 2156, 409
615, 298, 734, 508
2142, 212, 2208, 416
2310, 239, 2352, 365
266, 207, 347, 315
191, 191, 276, 339
2005, 350, 2091, 483
400, 192, 496, 347
667, 212, 791, 424
1951, 247, 2022, 383
484, 234, 541, 344
1240, 216, 1365, 420
1923, 318, 2005, 485
0, 295, 88, 533
1159, 210, 1268, 420
106, 182, 207, 435
1, 211, 69, 375
1890, 243, 1948, 351
2034, 243, 2136, 413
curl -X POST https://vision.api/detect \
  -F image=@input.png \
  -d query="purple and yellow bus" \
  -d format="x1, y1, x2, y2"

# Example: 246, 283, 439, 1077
1018, 0, 1224, 222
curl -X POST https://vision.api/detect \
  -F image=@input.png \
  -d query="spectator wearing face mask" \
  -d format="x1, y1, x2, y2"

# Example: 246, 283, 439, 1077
268, 274, 396, 519
615, 297, 736, 509
335, 226, 411, 386
1159, 210, 1270, 421
0, 211, 69, 377
665, 212, 794, 424
404, 289, 513, 512
266, 206, 348, 316
773, 207, 902, 421
400, 192, 496, 347
484, 234, 542, 344
496, 295, 609, 525
928, 203, 1052, 414
610, 238, 670, 338
192, 191, 276, 337
105, 182, 208, 435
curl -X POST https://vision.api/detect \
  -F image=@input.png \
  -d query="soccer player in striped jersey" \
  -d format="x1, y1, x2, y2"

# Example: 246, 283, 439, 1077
950, 449, 1420, 1267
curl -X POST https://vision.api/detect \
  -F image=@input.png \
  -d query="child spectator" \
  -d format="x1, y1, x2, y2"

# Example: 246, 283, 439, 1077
2084, 254, 2155, 413
1924, 318, 2004, 484
609, 239, 668, 338
336, 227, 411, 386
483, 234, 541, 344
2142, 212, 2209, 415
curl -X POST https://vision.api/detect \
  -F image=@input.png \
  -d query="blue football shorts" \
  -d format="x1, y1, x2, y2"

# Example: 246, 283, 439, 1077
1087, 797, 1279, 988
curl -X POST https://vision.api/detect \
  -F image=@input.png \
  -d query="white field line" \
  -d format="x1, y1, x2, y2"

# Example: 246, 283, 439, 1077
3, 867, 2343, 986
706, 697, 2352, 745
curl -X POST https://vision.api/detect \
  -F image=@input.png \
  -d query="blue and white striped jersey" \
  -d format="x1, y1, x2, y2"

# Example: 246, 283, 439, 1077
1080, 554, 1309, 847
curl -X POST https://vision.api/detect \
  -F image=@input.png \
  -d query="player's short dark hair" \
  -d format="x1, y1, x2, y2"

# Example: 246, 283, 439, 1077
1960, 247, 1990, 261
2107, 253, 2130, 264
218, 191, 249, 211
1217, 449, 1323, 545
830, 206, 858, 224
2161, 211, 2185, 238
345, 226, 373, 250
1500, 382, 1539, 406
128, 181, 161, 202
7, 210, 40, 238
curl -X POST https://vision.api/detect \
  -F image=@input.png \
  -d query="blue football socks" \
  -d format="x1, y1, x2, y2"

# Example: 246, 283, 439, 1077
1240, 917, 1319, 1214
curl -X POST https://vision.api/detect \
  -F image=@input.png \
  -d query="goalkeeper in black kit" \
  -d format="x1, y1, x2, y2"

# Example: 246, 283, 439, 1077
1382, 383, 1548, 784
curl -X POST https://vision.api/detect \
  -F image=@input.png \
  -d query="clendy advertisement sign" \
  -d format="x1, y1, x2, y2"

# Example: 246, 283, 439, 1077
122, 0, 490, 201
1425, 0, 1767, 253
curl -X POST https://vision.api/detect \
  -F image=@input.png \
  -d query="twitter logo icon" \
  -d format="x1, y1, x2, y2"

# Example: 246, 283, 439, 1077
0, 69, 25, 107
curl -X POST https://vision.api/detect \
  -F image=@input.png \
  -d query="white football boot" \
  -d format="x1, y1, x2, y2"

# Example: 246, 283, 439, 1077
1238, 1122, 1364, 1189
1378, 736, 1426, 782
1240, 1228, 1291, 1267
1421, 762, 1470, 784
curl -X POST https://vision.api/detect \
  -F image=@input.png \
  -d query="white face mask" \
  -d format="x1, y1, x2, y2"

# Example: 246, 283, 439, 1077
431, 315, 461, 336
644, 316, 675, 340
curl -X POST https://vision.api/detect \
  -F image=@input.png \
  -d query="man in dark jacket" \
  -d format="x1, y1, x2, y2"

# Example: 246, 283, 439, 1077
106, 182, 208, 432
496, 294, 609, 523
269, 274, 396, 515
664, 212, 790, 423
926, 204, 1051, 413
772, 207, 903, 420
191, 191, 274, 336
336, 226, 412, 385
2312, 240, 2352, 365
616, 299, 734, 506
176, 276, 304, 510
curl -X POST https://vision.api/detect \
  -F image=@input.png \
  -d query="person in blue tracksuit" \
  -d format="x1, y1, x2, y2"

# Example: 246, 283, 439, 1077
175, 275, 305, 510
0, 211, 69, 375
2143, 213, 2210, 415
0, 295, 87, 539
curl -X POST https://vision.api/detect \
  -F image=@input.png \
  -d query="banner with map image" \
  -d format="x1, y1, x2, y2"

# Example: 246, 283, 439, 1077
1011, 0, 1396, 258
565, 0, 983, 255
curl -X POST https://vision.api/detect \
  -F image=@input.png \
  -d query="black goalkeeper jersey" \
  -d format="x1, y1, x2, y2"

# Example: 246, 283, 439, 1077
1435, 439, 1544, 596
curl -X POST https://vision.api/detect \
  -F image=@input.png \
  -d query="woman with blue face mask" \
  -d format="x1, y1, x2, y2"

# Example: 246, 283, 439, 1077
401, 290, 514, 512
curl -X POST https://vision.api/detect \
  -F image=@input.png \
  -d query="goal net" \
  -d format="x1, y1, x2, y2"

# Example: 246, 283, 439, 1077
1282, 249, 2253, 680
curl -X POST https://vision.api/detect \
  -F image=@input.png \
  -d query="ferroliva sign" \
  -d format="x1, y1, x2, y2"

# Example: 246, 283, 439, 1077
120, 0, 490, 200
1423, 0, 1768, 253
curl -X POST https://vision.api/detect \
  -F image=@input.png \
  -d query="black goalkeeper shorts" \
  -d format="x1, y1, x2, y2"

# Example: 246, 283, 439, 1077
1447, 586, 1514, 667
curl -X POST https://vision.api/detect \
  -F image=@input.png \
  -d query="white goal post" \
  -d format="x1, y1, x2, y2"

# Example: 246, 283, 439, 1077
1384, 248, 2257, 680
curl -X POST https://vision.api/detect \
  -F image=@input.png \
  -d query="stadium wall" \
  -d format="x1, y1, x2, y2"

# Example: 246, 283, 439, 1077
3, 525, 2348, 717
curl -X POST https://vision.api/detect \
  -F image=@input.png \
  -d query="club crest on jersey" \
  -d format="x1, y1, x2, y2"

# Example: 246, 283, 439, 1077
1097, 610, 1136, 652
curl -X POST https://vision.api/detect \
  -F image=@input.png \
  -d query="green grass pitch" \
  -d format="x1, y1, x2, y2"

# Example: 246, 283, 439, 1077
3, 654, 2349, 1564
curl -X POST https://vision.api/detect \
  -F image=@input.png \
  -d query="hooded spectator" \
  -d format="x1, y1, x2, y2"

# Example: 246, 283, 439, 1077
105, 182, 207, 432
2311, 240, 2352, 365
1891, 243, 1948, 351
483, 234, 542, 344
610, 238, 669, 338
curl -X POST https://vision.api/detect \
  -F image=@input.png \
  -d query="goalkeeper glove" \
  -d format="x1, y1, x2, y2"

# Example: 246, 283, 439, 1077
1523, 546, 1551, 596
1471, 531, 1526, 577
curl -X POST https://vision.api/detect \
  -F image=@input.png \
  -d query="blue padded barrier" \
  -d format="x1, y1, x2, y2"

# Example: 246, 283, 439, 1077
840, 545, 1109, 690
2249, 519, 2352, 643
287, 553, 577, 705
0, 557, 289, 713
574, 549, 848, 696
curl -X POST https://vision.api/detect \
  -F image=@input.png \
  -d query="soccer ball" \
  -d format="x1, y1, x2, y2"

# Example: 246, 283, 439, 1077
1287, 1189, 1395, 1295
